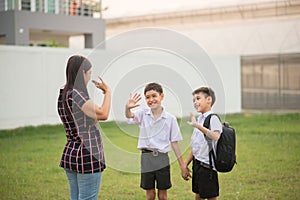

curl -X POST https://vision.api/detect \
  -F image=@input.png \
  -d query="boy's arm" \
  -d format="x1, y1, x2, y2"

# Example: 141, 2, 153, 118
125, 105, 134, 118
171, 141, 185, 168
171, 142, 191, 180
193, 124, 220, 141
185, 150, 194, 167
187, 113, 220, 141
125, 93, 141, 118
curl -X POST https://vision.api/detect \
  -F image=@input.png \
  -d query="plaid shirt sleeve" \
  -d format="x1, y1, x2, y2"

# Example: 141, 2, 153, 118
72, 89, 90, 108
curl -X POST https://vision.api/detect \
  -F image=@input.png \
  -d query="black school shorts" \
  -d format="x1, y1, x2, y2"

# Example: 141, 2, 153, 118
192, 159, 219, 199
140, 151, 171, 190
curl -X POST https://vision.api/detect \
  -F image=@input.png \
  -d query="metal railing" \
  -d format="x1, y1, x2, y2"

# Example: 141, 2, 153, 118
0, 0, 102, 18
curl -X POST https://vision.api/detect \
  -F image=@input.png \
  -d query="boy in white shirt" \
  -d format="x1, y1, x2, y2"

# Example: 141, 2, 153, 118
125, 82, 190, 200
185, 87, 222, 200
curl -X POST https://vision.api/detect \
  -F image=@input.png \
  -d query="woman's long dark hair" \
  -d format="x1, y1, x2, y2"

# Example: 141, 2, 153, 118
62, 55, 92, 118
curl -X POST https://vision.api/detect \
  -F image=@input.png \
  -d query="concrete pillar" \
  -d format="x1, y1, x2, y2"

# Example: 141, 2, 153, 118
14, 27, 30, 45
84, 33, 92, 48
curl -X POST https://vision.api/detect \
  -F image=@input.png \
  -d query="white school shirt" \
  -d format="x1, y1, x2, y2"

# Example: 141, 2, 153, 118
127, 107, 183, 153
190, 110, 222, 168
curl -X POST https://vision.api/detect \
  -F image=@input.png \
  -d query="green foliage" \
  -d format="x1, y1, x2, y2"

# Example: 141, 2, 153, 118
0, 113, 299, 199
36, 40, 66, 48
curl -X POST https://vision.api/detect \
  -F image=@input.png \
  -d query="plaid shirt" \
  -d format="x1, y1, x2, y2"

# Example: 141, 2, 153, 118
57, 88, 106, 173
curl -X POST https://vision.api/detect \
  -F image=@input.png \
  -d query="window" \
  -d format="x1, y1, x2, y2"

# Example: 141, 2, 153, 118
21, 0, 30, 10
241, 53, 300, 110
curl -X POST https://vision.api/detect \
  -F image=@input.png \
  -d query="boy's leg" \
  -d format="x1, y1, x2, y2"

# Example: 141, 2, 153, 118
158, 190, 167, 200
141, 152, 156, 200
156, 165, 172, 190
192, 160, 219, 200
141, 172, 156, 200
156, 164, 171, 200
146, 189, 156, 200
197, 167, 219, 199
141, 171, 155, 189
195, 193, 202, 200
141, 152, 171, 200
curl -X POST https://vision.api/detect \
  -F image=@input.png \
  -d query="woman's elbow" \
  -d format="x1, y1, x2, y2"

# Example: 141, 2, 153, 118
95, 107, 110, 120
96, 112, 109, 120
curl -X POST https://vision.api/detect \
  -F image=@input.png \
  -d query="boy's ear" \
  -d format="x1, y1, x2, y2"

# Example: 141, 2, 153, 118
160, 93, 165, 100
207, 96, 212, 105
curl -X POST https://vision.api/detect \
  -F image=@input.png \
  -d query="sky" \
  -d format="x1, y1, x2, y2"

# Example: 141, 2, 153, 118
102, 0, 278, 19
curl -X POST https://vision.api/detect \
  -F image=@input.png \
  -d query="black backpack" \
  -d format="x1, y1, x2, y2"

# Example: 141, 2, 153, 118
203, 114, 236, 173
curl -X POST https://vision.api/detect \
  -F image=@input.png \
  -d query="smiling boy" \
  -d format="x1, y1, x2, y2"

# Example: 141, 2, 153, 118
185, 87, 222, 200
125, 82, 190, 200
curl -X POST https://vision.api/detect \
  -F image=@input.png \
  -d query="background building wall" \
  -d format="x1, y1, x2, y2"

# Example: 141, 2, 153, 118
0, 46, 91, 129
0, 44, 240, 129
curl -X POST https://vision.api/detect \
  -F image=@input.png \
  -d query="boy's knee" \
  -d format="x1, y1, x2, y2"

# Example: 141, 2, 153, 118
146, 189, 156, 200
158, 195, 167, 200
158, 190, 167, 200
195, 194, 203, 200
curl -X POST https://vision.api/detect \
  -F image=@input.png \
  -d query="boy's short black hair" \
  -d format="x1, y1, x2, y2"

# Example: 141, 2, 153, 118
192, 87, 216, 106
144, 82, 163, 95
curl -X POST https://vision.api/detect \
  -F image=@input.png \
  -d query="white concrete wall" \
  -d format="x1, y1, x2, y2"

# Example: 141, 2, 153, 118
175, 17, 300, 56
0, 46, 93, 129
0, 44, 241, 129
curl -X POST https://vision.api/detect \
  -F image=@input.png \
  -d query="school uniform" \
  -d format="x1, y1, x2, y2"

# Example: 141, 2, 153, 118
190, 110, 222, 199
127, 107, 183, 190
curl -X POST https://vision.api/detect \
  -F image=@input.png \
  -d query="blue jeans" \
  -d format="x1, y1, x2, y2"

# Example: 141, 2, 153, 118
65, 170, 102, 200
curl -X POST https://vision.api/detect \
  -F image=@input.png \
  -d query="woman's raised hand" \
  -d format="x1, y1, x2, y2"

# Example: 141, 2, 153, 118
92, 76, 110, 94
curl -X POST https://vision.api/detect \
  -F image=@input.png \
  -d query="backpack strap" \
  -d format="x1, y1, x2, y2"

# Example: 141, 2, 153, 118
203, 114, 220, 173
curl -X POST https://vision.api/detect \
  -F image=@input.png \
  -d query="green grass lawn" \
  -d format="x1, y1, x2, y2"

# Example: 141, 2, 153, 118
0, 113, 299, 199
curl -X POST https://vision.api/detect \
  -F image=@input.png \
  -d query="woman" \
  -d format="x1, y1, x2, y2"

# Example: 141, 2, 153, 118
57, 55, 111, 200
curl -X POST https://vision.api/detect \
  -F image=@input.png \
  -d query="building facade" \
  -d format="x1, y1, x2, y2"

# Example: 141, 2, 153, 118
0, 0, 105, 48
